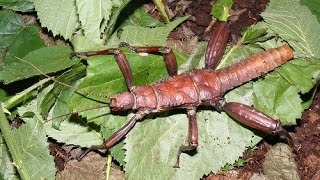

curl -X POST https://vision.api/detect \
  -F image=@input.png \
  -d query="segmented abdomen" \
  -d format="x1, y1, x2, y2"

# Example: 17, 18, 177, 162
131, 45, 294, 111
215, 45, 294, 92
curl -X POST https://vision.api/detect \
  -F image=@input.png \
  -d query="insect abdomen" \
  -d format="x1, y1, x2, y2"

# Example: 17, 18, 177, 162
215, 45, 294, 92
123, 45, 294, 112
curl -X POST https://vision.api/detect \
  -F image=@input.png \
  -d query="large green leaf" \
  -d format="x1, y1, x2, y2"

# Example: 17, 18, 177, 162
103, 0, 132, 39
76, 0, 113, 44
261, 0, 320, 57
253, 71, 302, 125
300, 0, 320, 22
0, 0, 34, 12
107, 16, 188, 46
0, 45, 80, 84
33, 0, 79, 39
3, 26, 45, 64
41, 63, 86, 126
72, 15, 186, 52
253, 58, 320, 125
0, 10, 25, 47
119, 5, 164, 28
44, 117, 103, 148
0, 100, 56, 180
275, 58, 320, 93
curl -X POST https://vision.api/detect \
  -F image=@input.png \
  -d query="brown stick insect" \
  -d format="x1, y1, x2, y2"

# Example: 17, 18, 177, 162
71, 21, 294, 167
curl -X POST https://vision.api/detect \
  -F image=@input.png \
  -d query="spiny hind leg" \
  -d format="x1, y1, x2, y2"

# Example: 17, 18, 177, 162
216, 99, 292, 145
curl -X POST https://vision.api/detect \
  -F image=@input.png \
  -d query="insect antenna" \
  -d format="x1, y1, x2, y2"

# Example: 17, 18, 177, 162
44, 104, 110, 123
16, 57, 110, 100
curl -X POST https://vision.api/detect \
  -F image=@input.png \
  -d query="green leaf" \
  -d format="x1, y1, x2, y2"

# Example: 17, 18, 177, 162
16, 104, 56, 179
302, 83, 319, 110
107, 16, 188, 46
253, 72, 301, 126
0, 45, 80, 84
178, 42, 206, 72
0, 88, 11, 102
253, 58, 320, 125
0, 133, 19, 180
44, 117, 103, 148
104, 0, 132, 39
0, 10, 25, 47
275, 58, 320, 93
0, 0, 34, 12
211, 0, 233, 22
0, 100, 56, 180
71, 34, 107, 52
3, 26, 45, 64
40, 63, 86, 120
216, 44, 262, 69
76, 0, 113, 44
261, 0, 320, 57
33, 0, 79, 39
120, 5, 164, 28
242, 25, 268, 44
101, 115, 128, 166
300, 0, 320, 22
124, 112, 261, 179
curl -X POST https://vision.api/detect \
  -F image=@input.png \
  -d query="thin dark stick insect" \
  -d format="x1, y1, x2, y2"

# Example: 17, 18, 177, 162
74, 21, 294, 167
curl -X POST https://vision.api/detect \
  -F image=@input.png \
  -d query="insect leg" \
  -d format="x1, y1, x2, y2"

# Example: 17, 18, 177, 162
205, 21, 230, 69
103, 111, 146, 150
218, 101, 293, 146
119, 42, 178, 76
78, 48, 134, 90
174, 108, 198, 168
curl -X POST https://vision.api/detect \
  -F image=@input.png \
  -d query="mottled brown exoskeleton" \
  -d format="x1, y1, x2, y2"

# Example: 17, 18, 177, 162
79, 22, 294, 167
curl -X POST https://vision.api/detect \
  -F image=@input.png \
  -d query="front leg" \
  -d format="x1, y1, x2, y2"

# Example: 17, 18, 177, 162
174, 108, 198, 168
218, 101, 293, 145
77, 49, 134, 90
103, 111, 146, 150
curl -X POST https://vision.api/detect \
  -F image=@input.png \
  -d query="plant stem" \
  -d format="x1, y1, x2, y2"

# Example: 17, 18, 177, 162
3, 78, 51, 110
106, 154, 112, 180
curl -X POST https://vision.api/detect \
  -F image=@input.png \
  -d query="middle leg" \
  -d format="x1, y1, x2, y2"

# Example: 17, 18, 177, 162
174, 108, 198, 168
